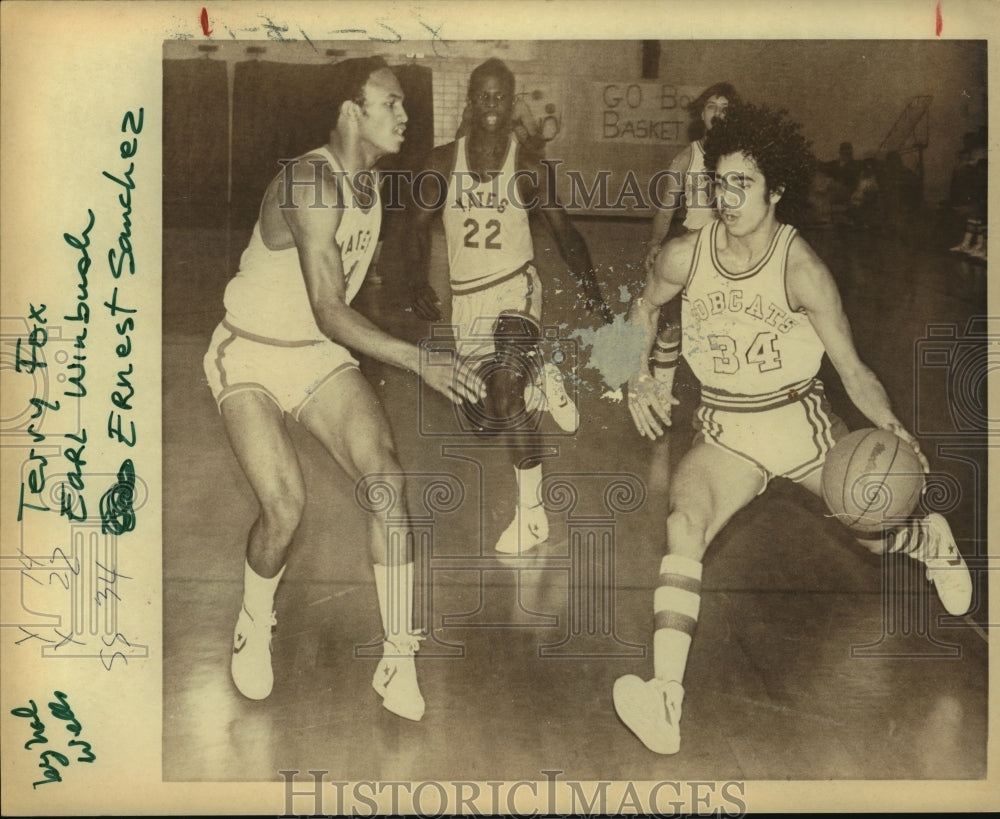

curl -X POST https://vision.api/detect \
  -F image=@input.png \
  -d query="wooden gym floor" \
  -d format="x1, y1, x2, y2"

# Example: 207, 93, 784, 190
162, 210, 988, 783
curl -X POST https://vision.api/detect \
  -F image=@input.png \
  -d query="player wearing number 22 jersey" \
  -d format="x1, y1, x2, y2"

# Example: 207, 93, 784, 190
408, 58, 612, 555
442, 134, 534, 302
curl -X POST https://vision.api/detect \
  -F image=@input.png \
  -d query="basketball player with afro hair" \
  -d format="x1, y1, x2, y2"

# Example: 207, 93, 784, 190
615, 101, 973, 755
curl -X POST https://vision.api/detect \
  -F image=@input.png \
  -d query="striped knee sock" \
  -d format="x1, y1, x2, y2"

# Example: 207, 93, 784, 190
653, 554, 703, 683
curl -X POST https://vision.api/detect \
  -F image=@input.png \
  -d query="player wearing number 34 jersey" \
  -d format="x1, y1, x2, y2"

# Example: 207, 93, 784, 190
683, 220, 825, 395
682, 219, 832, 479
618, 102, 972, 758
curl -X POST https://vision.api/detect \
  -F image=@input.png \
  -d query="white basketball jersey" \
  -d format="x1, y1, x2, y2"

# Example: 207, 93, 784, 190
682, 221, 826, 396
682, 140, 717, 231
441, 136, 533, 294
224, 145, 381, 342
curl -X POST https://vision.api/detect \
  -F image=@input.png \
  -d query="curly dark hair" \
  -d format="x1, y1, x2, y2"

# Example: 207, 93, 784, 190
703, 102, 816, 227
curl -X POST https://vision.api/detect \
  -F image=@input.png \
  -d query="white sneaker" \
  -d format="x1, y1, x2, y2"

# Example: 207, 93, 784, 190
537, 361, 580, 433
372, 634, 426, 721
494, 503, 549, 554
231, 604, 277, 700
923, 514, 973, 616
613, 675, 684, 755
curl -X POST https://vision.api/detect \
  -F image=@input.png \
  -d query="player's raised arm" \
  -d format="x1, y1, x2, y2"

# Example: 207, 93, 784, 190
625, 231, 696, 439
405, 145, 454, 321
786, 236, 928, 471
521, 149, 614, 324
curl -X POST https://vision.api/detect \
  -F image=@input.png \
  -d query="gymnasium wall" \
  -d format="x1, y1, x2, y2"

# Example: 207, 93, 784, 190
162, 38, 986, 221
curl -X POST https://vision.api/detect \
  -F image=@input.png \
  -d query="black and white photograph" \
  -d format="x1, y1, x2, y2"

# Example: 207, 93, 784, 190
1, 2, 997, 816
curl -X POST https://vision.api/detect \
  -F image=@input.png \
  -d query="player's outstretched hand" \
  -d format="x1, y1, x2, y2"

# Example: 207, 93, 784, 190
411, 283, 442, 322
885, 422, 930, 474
627, 371, 678, 439
422, 357, 487, 406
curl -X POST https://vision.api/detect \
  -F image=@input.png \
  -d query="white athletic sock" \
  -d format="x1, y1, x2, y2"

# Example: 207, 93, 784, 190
374, 560, 414, 641
653, 554, 703, 683
243, 560, 285, 618
516, 463, 543, 510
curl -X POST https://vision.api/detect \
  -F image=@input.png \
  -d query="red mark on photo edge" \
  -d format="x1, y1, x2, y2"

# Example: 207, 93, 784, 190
201, 7, 213, 36
935, 2, 943, 36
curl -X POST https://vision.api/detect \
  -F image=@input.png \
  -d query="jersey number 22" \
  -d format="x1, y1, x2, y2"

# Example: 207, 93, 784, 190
463, 217, 502, 250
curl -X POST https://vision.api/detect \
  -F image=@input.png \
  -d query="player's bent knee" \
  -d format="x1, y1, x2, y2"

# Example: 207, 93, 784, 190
665, 508, 710, 559
258, 488, 306, 541
493, 311, 541, 346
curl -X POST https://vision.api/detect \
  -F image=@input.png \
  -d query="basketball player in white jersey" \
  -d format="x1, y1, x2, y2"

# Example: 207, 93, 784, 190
642, 83, 738, 395
408, 58, 611, 554
203, 58, 484, 719
615, 102, 973, 754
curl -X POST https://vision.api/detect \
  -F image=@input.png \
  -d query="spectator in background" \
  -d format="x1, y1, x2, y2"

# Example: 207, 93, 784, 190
950, 128, 987, 260
819, 141, 860, 226
848, 158, 880, 229
828, 141, 860, 193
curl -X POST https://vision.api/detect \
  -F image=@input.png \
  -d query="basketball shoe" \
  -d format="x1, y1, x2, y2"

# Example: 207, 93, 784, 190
494, 502, 549, 554
372, 634, 425, 721
525, 361, 579, 433
231, 604, 277, 700
922, 513, 973, 616
613, 675, 684, 755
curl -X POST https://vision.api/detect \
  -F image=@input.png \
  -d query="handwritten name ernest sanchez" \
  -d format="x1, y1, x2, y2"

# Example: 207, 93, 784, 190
15, 108, 143, 536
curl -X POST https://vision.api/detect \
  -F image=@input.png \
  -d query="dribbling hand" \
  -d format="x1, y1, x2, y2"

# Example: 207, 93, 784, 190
885, 422, 930, 474
627, 372, 678, 440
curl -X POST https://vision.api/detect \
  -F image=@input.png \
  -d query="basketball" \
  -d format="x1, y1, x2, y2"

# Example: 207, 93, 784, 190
821, 428, 925, 533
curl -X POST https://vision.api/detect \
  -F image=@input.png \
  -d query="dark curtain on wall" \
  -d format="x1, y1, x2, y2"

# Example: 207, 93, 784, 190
230, 60, 435, 228
231, 60, 342, 228
162, 58, 229, 229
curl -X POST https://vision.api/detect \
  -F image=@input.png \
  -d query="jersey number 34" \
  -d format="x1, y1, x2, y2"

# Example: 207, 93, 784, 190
709, 331, 782, 374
